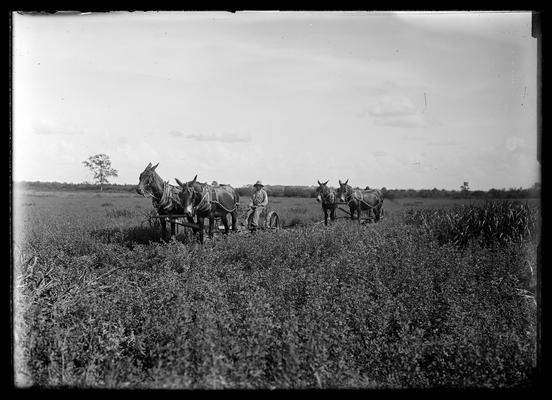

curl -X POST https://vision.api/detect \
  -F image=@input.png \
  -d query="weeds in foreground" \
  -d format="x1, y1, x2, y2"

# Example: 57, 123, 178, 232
14, 209, 537, 388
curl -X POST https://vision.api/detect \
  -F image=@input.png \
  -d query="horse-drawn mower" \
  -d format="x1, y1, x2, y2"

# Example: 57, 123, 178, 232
242, 206, 281, 232
142, 205, 281, 240
334, 203, 384, 224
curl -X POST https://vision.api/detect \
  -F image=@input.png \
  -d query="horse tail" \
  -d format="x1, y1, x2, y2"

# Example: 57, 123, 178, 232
376, 189, 384, 203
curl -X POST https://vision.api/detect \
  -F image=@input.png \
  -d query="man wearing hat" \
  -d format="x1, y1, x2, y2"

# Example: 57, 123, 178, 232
245, 180, 269, 232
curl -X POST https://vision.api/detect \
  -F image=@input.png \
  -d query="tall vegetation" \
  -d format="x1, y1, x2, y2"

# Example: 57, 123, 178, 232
13, 194, 538, 388
403, 201, 539, 248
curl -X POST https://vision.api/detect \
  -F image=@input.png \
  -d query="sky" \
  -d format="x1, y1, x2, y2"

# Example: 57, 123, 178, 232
12, 11, 539, 190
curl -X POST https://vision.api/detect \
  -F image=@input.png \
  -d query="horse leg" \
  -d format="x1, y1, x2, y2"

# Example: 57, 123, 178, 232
209, 215, 215, 239
331, 207, 336, 222
349, 204, 355, 220
222, 214, 230, 235
160, 218, 167, 240
170, 220, 176, 238
375, 205, 382, 222
231, 211, 238, 232
198, 218, 204, 244
187, 216, 198, 234
324, 207, 328, 226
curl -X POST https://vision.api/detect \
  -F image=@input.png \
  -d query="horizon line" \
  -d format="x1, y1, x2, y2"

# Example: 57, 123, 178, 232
11, 180, 540, 192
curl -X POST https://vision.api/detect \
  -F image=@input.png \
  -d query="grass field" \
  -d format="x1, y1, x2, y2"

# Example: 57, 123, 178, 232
12, 190, 540, 388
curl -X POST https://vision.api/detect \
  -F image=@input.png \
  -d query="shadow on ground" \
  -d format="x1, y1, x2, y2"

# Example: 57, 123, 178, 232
90, 225, 194, 247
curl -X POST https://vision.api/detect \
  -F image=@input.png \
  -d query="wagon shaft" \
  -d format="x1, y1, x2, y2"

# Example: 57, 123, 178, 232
337, 206, 352, 216
151, 214, 199, 229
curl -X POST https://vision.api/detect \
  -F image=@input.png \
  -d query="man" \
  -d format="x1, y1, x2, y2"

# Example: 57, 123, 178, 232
245, 180, 268, 232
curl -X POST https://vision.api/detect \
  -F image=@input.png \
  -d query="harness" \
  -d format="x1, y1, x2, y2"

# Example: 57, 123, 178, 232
346, 188, 382, 209
193, 184, 238, 215
146, 181, 181, 212
158, 181, 179, 210
320, 188, 338, 207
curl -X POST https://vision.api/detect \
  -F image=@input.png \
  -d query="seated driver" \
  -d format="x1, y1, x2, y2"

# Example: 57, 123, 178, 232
245, 180, 268, 232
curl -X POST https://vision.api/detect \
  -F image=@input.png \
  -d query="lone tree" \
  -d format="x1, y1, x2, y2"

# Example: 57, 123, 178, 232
82, 154, 118, 191
460, 181, 470, 192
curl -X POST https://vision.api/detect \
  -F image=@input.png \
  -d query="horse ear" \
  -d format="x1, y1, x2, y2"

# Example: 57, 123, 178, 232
323, 180, 329, 186
192, 175, 197, 183
317, 180, 321, 185
345, 179, 349, 185
147, 162, 152, 168
151, 163, 159, 171
339, 179, 342, 185
175, 178, 185, 187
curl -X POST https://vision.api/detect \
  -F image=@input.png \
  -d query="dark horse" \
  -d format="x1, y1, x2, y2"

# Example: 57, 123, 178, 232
336, 179, 384, 223
175, 175, 240, 244
315, 180, 339, 226
136, 162, 194, 239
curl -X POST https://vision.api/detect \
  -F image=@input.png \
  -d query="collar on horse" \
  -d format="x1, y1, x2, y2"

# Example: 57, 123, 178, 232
151, 181, 180, 211
343, 186, 360, 202
321, 188, 337, 206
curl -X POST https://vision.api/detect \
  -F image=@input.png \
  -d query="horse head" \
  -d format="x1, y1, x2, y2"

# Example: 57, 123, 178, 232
337, 179, 349, 203
136, 162, 159, 196
316, 180, 329, 203
176, 175, 202, 217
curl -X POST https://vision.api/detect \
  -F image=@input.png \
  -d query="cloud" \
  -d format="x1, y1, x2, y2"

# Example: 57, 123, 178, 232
372, 150, 389, 157
33, 119, 84, 136
372, 113, 439, 128
505, 136, 526, 153
362, 88, 441, 128
368, 93, 417, 117
169, 130, 251, 143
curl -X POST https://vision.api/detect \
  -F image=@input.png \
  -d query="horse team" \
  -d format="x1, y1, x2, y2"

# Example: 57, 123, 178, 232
136, 162, 384, 243
137, 162, 240, 244
315, 179, 384, 226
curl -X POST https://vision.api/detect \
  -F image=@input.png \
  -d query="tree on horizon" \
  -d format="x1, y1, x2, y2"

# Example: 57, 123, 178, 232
82, 154, 118, 191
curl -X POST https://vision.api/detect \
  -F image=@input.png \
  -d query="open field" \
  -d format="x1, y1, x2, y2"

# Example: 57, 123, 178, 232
13, 190, 540, 388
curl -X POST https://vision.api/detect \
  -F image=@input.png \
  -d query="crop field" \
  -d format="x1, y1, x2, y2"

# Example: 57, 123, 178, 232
12, 190, 540, 388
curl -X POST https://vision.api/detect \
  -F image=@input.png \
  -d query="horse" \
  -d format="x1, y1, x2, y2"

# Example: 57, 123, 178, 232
315, 180, 339, 226
136, 162, 195, 239
175, 175, 240, 244
336, 179, 384, 223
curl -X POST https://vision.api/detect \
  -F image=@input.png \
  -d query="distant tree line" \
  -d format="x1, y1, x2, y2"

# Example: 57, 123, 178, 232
15, 181, 541, 200
15, 181, 138, 192
237, 185, 317, 198
379, 186, 541, 200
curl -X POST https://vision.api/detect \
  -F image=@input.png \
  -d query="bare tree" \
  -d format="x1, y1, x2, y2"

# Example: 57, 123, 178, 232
82, 154, 118, 191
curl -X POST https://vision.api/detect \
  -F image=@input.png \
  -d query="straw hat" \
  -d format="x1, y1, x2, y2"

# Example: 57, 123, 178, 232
254, 180, 264, 187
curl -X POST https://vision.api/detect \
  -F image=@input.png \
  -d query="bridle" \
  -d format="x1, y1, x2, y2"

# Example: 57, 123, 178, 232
337, 184, 354, 203
140, 172, 179, 211
139, 173, 160, 201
